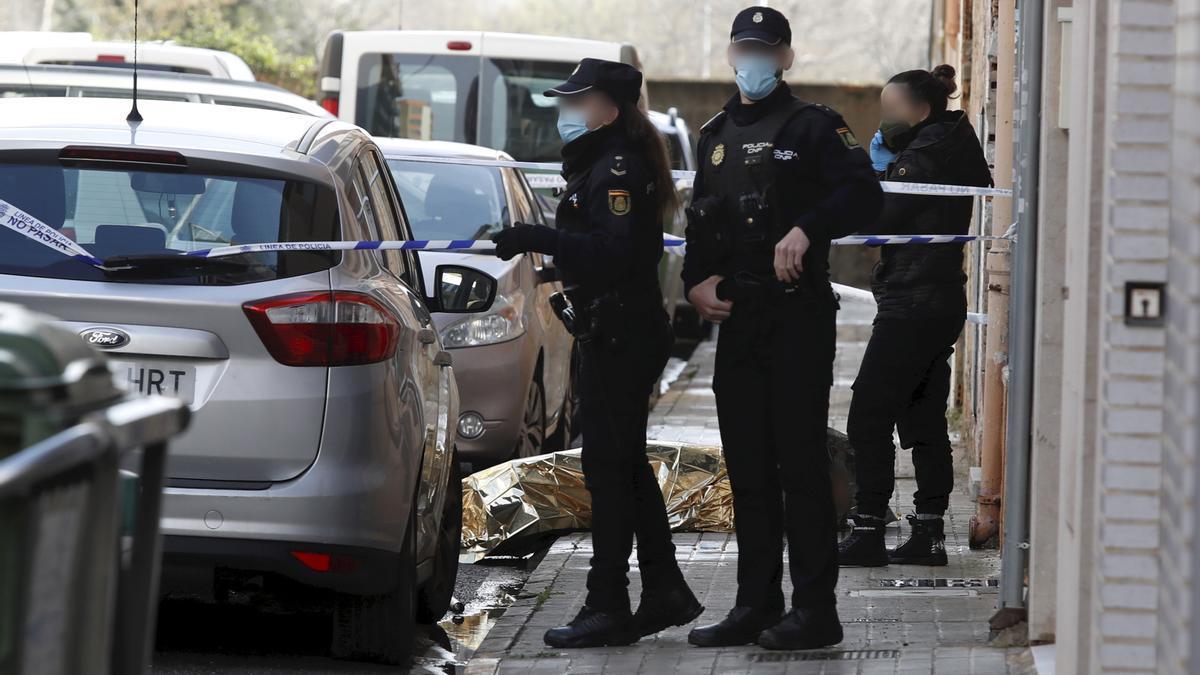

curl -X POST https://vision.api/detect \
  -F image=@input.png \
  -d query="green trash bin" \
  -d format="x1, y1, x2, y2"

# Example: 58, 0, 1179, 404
0, 303, 123, 455
0, 303, 188, 675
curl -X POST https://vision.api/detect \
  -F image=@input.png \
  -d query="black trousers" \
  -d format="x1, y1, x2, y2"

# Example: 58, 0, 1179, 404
847, 311, 964, 519
579, 308, 682, 613
712, 298, 839, 611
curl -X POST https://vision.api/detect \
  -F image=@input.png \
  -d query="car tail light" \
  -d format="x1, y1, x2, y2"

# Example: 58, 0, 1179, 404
59, 145, 187, 166
96, 54, 126, 63
446, 40, 473, 51
291, 551, 359, 573
243, 291, 400, 367
319, 96, 339, 116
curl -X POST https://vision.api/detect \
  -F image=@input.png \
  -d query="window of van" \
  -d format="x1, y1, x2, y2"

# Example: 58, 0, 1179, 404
357, 54, 575, 162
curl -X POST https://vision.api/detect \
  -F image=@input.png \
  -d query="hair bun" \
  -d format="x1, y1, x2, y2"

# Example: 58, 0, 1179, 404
931, 64, 958, 94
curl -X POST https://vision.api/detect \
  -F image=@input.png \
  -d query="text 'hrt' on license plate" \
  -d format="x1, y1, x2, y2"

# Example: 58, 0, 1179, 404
108, 360, 196, 404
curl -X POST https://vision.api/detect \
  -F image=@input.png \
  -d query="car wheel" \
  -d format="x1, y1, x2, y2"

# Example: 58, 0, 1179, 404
515, 378, 546, 458
330, 511, 416, 664
416, 453, 462, 623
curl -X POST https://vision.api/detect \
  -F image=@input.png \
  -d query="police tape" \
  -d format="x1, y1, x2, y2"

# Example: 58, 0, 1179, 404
0, 197, 1012, 270
384, 154, 1013, 198
0, 199, 104, 266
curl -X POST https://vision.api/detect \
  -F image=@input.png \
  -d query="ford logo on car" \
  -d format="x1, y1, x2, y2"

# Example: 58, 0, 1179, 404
80, 327, 130, 349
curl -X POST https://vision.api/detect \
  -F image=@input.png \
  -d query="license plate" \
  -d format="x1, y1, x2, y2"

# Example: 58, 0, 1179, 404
108, 360, 196, 404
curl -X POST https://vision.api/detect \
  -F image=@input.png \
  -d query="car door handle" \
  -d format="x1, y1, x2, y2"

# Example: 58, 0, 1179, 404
434, 350, 453, 367
417, 328, 437, 345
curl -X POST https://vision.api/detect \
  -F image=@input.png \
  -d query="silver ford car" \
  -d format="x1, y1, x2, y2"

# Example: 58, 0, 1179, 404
0, 97, 492, 664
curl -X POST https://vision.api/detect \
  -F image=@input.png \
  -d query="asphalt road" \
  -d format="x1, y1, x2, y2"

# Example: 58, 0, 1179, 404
151, 555, 543, 674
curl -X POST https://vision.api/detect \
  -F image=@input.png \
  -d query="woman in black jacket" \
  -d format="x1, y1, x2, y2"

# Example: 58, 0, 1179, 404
837, 65, 993, 567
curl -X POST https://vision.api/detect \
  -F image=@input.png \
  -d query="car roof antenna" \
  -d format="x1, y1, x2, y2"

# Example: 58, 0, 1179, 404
126, 0, 143, 123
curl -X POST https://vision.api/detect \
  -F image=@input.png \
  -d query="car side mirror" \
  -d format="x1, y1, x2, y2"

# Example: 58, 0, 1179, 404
432, 265, 497, 313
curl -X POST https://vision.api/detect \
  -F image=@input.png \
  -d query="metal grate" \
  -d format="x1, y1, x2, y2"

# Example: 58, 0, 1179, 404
876, 577, 999, 589
749, 649, 902, 662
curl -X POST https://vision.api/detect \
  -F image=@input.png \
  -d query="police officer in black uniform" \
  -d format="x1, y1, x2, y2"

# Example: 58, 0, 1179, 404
836, 66, 993, 567
682, 7, 883, 650
493, 58, 703, 648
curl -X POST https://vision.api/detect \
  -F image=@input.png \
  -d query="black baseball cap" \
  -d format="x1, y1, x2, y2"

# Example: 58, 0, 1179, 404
730, 6, 791, 46
544, 58, 643, 104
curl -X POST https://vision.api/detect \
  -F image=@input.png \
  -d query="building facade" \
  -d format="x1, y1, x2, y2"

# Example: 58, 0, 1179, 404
933, 0, 1200, 671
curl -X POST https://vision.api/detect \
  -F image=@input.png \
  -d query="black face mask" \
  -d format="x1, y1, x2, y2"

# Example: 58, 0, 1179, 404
879, 118, 914, 152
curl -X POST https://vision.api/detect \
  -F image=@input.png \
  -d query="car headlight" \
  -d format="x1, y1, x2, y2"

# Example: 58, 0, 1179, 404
439, 292, 525, 347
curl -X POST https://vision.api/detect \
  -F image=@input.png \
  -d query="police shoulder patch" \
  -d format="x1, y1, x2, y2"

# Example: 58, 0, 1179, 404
610, 155, 627, 176
608, 189, 631, 216
836, 126, 860, 149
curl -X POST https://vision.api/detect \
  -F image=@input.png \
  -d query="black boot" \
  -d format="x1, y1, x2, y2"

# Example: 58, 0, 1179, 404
687, 606, 783, 647
632, 584, 705, 638
888, 514, 948, 566
837, 514, 889, 567
544, 605, 638, 648
757, 605, 844, 650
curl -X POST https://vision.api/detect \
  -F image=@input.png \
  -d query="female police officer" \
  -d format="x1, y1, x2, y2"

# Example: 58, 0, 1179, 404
492, 58, 703, 647
838, 65, 993, 567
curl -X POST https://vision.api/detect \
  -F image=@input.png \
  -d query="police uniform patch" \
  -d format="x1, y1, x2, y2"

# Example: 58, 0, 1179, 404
711, 143, 725, 166
608, 190, 631, 216
836, 127, 860, 149
753, 11, 763, 22
610, 155, 627, 176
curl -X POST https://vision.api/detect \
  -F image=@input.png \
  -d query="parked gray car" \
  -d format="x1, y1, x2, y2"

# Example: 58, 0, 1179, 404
376, 138, 576, 466
0, 97, 490, 664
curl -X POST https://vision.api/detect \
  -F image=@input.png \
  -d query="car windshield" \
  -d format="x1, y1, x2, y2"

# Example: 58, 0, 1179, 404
385, 159, 509, 240
357, 54, 575, 161
0, 161, 339, 284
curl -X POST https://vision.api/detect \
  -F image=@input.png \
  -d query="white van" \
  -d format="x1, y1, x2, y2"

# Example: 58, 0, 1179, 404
318, 31, 645, 161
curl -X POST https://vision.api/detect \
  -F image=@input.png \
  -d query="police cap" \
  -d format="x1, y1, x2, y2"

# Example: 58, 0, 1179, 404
730, 6, 792, 46
544, 58, 643, 104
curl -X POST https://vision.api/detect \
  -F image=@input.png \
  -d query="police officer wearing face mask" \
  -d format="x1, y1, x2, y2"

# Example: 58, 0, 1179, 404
493, 58, 704, 648
681, 6, 883, 650
837, 66, 992, 567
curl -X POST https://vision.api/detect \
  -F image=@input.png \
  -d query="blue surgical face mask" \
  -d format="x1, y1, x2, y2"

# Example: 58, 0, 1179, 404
734, 53, 781, 101
557, 107, 591, 144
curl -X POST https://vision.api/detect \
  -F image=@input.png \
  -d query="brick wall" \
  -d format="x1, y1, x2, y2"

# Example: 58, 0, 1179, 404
1093, 0, 1176, 670
1158, 0, 1200, 670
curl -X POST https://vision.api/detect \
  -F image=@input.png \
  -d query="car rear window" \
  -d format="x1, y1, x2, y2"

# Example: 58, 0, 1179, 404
0, 162, 340, 285
385, 159, 508, 240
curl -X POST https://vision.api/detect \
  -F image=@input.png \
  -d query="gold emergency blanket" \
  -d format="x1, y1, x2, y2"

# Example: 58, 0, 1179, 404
460, 441, 732, 562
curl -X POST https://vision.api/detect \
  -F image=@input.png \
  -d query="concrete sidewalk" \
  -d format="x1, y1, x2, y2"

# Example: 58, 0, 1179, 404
466, 304, 1033, 674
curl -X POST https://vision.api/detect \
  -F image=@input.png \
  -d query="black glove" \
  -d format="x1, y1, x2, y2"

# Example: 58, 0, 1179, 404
492, 223, 558, 261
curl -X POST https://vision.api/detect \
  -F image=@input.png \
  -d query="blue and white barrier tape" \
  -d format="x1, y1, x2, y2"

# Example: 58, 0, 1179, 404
0, 199, 104, 266
182, 233, 1007, 260
0, 197, 1011, 270
385, 154, 1013, 199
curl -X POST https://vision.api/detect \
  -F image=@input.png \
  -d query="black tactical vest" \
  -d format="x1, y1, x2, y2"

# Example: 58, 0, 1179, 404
701, 98, 813, 274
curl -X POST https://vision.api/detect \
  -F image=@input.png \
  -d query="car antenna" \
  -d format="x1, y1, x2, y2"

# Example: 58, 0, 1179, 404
126, 0, 143, 123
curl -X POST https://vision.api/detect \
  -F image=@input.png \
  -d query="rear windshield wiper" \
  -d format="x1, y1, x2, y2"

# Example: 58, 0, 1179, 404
101, 253, 260, 277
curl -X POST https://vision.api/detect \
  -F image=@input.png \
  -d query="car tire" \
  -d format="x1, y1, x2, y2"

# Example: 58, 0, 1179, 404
514, 378, 547, 459
416, 453, 462, 623
330, 511, 416, 664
